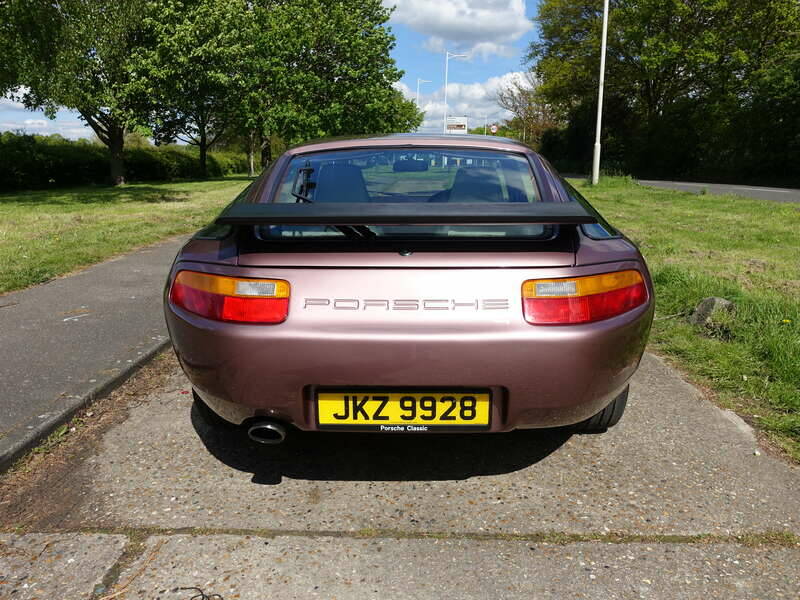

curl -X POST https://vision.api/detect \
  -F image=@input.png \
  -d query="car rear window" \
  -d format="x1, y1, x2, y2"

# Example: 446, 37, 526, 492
261, 147, 550, 241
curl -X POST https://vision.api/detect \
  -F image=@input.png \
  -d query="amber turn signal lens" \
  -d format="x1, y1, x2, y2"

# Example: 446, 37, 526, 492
522, 270, 647, 325
169, 271, 289, 324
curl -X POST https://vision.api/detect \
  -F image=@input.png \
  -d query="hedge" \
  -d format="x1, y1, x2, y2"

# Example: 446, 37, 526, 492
0, 132, 248, 191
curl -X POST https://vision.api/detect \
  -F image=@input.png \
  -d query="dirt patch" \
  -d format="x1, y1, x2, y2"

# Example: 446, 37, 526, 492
744, 258, 769, 273
0, 351, 178, 532
778, 279, 800, 293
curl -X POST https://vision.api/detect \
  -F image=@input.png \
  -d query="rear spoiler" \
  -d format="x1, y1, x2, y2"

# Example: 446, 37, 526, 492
215, 202, 598, 226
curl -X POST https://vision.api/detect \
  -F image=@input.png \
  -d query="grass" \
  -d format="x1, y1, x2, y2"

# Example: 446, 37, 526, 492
573, 176, 800, 459
0, 177, 252, 294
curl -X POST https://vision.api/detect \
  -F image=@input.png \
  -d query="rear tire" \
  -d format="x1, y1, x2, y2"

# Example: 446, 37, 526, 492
192, 389, 236, 429
573, 385, 628, 433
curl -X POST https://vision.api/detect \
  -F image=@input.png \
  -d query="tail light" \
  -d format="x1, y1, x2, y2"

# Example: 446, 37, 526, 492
169, 270, 289, 324
522, 270, 647, 325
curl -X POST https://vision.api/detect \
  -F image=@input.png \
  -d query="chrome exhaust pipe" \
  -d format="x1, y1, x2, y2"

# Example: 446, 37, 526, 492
247, 421, 287, 445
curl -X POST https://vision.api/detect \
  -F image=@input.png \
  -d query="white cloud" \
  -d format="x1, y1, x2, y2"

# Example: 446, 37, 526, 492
392, 81, 413, 98
385, 0, 533, 59
1, 87, 30, 111
0, 94, 93, 139
23, 119, 49, 129
58, 127, 94, 139
409, 71, 523, 133
0, 116, 93, 139
0, 97, 26, 111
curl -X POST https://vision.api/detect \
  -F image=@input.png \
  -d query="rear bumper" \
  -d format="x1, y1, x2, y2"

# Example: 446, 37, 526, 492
166, 285, 653, 432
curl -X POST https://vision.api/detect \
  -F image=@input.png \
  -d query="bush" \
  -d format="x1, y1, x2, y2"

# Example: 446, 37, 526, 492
0, 131, 248, 191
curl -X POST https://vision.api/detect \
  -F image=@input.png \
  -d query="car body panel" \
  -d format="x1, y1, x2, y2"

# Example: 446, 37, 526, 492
237, 250, 576, 268
165, 257, 653, 430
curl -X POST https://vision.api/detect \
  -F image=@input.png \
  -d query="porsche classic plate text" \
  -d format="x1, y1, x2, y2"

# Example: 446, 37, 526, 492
316, 391, 491, 431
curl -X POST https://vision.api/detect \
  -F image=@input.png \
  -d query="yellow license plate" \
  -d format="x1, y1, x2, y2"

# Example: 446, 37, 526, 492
316, 390, 491, 431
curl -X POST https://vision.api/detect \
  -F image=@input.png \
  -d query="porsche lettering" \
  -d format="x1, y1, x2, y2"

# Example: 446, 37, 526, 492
303, 298, 511, 311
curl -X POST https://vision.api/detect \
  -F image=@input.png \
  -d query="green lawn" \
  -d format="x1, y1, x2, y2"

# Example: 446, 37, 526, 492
574, 177, 800, 460
0, 177, 251, 294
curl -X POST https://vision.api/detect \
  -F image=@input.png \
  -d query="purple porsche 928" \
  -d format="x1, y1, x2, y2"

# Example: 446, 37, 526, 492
164, 134, 653, 444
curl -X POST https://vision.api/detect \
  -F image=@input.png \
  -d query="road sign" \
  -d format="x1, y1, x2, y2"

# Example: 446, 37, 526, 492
446, 116, 468, 134
490, 124, 498, 134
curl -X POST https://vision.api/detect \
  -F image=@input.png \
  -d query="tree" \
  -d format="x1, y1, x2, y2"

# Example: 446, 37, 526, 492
2, 0, 422, 185
495, 72, 558, 149
1, 0, 151, 184
131, 0, 252, 178
528, 0, 800, 183
242, 0, 422, 163
468, 122, 520, 138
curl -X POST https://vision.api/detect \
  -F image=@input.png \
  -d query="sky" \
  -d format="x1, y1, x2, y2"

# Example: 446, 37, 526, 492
387, 0, 538, 133
0, 0, 539, 139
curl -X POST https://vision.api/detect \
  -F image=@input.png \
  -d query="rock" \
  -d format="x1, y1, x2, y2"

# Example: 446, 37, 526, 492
688, 297, 735, 326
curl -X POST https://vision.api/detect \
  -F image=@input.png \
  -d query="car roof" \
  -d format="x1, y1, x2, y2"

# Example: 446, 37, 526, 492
286, 133, 532, 156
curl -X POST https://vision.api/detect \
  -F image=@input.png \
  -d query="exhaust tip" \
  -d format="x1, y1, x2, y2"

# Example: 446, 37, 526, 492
247, 421, 287, 445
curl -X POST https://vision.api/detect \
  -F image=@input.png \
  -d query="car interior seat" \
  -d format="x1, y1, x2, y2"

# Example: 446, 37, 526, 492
448, 166, 505, 202
314, 163, 371, 203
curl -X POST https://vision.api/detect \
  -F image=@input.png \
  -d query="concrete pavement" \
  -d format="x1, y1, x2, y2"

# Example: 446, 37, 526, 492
1, 353, 798, 598
0, 236, 187, 471
638, 179, 800, 203
4, 534, 793, 599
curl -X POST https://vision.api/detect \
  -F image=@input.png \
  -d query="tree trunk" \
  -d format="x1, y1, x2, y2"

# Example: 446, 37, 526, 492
108, 126, 126, 186
199, 130, 208, 179
260, 133, 272, 169
247, 129, 256, 177
78, 110, 126, 185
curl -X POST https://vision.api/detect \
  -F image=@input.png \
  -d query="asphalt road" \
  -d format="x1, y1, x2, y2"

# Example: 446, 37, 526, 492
638, 179, 800, 202
0, 236, 186, 470
2, 353, 798, 598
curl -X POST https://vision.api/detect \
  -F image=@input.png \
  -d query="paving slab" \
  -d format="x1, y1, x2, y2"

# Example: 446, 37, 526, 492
61, 354, 800, 536
113, 535, 800, 599
0, 236, 187, 471
0, 533, 126, 599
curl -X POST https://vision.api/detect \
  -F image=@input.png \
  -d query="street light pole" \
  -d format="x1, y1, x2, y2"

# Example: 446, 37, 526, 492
443, 51, 468, 134
415, 78, 430, 107
591, 0, 610, 185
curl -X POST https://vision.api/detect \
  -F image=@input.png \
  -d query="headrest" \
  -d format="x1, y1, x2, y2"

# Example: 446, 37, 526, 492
314, 164, 371, 203
449, 167, 505, 203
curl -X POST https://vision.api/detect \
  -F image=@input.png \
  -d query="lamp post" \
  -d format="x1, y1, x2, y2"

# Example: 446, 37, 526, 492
591, 0, 610, 185
415, 78, 431, 108
443, 51, 468, 134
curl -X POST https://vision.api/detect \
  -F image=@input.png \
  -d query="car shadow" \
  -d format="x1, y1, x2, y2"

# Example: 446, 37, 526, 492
190, 404, 572, 485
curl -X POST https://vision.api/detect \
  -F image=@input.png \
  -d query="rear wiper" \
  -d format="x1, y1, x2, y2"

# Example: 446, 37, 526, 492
291, 162, 375, 240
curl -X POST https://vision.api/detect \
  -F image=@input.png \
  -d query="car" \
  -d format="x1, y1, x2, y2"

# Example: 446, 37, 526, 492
164, 134, 654, 444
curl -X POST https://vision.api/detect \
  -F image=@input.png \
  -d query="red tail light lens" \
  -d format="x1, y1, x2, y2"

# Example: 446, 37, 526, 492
522, 270, 647, 325
169, 271, 289, 324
